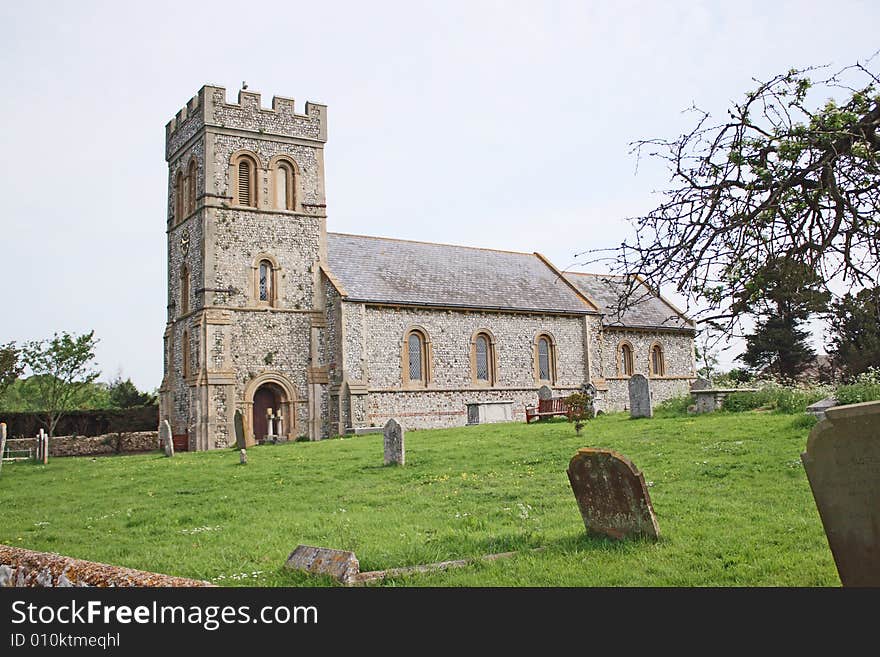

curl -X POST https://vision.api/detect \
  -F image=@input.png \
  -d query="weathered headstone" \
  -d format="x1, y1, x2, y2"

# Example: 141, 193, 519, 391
801, 400, 880, 586
0, 423, 7, 475
538, 385, 553, 401
628, 373, 653, 418
566, 448, 660, 540
690, 377, 711, 391
805, 397, 838, 422
159, 420, 174, 458
284, 545, 360, 584
239, 448, 248, 465
42, 430, 48, 465
384, 418, 405, 466
233, 410, 247, 450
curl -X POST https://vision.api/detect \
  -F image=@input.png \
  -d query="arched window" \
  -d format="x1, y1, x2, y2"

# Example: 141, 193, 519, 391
234, 155, 257, 207
174, 171, 184, 223
650, 344, 665, 377
182, 330, 190, 379
180, 265, 189, 316
258, 259, 273, 303
471, 331, 496, 385
619, 342, 634, 376
535, 333, 556, 383
274, 161, 295, 210
403, 328, 430, 387
186, 160, 197, 214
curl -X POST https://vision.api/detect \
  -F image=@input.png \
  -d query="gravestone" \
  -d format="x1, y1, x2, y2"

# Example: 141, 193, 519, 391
538, 385, 553, 401
233, 410, 247, 450
690, 377, 711, 391
0, 423, 6, 475
239, 448, 248, 465
801, 400, 880, 586
566, 448, 660, 540
284, 545, 360, 584
384, 418, 405, 466
806, 397, 838, 422
628, 373, 653, 418
159, 420, 174, 458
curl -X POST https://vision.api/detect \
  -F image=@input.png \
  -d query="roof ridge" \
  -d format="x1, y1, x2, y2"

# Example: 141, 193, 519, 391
327, 231, 535, 257
562, 271, 629, 279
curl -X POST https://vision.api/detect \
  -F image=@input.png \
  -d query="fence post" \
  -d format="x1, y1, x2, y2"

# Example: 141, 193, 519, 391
0, 422, 7, 475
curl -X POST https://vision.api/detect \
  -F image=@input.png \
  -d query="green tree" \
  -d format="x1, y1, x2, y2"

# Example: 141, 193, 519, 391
563, 392, 595, 435
20, 331, 101, 436
108, 376, 156, 408
593, 58, 880, 333
735, 257, 830, 379
827, 287, 880, 377
0, 342, 24, 399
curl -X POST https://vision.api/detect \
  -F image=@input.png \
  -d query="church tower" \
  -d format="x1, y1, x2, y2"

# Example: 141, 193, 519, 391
160, 85, 330, 449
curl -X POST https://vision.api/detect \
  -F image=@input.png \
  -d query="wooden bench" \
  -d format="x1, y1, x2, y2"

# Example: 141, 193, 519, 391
525, 397, 572, 423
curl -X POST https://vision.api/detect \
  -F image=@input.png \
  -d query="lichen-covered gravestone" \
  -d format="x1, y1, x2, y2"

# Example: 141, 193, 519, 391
801, 400, 880, 586
566, 448, 660, 540
384, 418, 405, 466
284, 545, 360, 584
159, 420, 173, 457
538, 385, 553, 401
690, 377, 711, 391
628, 373, 653, 418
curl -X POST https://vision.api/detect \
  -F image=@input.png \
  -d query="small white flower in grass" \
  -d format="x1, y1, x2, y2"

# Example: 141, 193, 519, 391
180, 526, 222, 535
34, 521, 50, 527
646, 481, 655, 487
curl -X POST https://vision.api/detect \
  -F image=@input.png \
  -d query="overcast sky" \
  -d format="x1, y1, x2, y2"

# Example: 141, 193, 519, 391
2, 1, 877, 390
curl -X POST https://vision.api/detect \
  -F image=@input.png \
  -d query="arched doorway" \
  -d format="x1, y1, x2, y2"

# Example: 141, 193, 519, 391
252, 382, 285, 443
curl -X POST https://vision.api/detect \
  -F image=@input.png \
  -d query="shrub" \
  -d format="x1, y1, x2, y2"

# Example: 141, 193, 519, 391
836, 368, 880, 405
724, 384, 829, 414
654, 394, 692, 417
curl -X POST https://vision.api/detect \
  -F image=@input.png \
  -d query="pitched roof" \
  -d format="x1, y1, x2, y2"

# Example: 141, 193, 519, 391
563, 272, 694, 331
325, 233, 597, 314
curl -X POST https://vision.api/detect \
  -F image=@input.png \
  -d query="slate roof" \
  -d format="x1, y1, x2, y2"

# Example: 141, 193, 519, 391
325, 233, 596, 314
563, 272, 694, 331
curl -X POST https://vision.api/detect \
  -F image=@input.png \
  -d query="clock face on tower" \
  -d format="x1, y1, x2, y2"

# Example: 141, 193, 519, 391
180, 233, 190, 256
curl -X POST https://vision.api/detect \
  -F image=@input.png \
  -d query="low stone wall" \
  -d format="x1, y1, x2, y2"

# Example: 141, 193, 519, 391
0, 545, 213, 587
4, 431, 159, 458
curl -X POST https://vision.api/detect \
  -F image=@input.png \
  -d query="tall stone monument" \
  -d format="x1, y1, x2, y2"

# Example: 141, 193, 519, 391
628, 374, 653, 418
384, 418, 405, 466
801, 400, 880, 586
159, 420, 174, 458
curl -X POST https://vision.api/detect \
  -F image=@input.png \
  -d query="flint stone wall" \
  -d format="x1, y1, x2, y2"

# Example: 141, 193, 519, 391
4, 432, 158, 458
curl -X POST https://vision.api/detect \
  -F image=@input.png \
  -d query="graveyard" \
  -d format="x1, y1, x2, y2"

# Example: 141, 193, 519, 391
0, 410, 839, 586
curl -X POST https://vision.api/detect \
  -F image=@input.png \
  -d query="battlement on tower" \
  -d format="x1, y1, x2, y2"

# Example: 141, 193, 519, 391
165, 85, 327, 159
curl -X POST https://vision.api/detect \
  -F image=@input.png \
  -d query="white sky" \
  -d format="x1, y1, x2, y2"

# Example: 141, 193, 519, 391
1, 1, 877, 390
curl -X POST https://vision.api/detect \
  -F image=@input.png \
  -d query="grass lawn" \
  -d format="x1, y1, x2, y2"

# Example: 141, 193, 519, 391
0, 411, 838, 586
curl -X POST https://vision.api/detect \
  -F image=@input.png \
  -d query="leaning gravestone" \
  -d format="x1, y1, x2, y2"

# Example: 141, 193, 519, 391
159, 420, 174, 458
284, 545, 360, 585
801, 400, 880, 586
628, 373, 653, 418
538, 385, 553, 401
384, 418, 405, 466
233, 410, 247, 450
690, 377, 711, 391
0, 422, 7, 475
566, 448, 660, 540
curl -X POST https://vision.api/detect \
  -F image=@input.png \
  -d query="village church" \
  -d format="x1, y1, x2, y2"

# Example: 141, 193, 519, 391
159, 85, 696, 450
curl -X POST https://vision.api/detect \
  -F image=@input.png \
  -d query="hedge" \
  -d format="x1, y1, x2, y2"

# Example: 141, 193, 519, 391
0, 405, 159, 438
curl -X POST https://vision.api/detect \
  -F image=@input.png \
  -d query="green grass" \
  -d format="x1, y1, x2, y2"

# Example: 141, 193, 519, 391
0, 412, 837, 586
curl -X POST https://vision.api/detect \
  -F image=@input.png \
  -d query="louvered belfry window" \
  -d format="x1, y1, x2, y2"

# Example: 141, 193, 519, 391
408, 332, 423, 382
238, 159, 252, 206
538, 337, 550, 380
187, 160, 197, 213
476, 335, 489, 381
259, 260, 271, 302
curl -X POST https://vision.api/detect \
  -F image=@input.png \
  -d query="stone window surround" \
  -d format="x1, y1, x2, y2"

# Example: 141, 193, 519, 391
401, 325, 433, 389
533, 332, 557, 385
617, 340, 634, 377
230, 149, 259, 208
267, 154, 303, 213
179, 265, 190, 316
172, 156, 200, 226
649, 341, 666, 378
250, 253, 281, 307
469, 328, 498, 387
